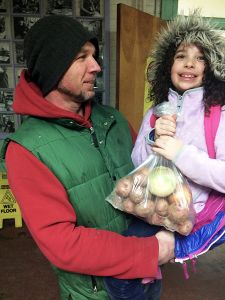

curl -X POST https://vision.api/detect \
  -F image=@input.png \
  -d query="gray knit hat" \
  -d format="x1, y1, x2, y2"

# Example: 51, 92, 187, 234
24, 15, 99, 96
148, 11, 225, 82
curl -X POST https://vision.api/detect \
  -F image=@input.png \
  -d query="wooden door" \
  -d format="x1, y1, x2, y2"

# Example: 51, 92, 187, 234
116, 4, 165, 132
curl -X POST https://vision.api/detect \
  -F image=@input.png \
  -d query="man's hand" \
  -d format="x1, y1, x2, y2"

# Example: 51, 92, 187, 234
155, 115, 176, 139
152, 135, 183, 161
155, 230, 175, 265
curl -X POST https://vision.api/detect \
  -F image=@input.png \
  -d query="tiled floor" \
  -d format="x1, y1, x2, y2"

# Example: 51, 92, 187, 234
0, 222, 225, 300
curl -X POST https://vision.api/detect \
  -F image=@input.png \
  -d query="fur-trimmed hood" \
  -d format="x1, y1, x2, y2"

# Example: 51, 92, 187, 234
148, 12, 225, 82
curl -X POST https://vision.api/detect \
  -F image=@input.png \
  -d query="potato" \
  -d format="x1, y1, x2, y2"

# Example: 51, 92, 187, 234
132, 167, 149, 187
163, 218, 176, 231
122, 198, 135, 213
168, 184, 192, 207
155, 198, 169, 217
134, 199, 155, 218
150, 212, 165, 226
115, 177, 132, 198
168, 203, 189, 223
177, 219, 194, 235
129, 186, 146, 204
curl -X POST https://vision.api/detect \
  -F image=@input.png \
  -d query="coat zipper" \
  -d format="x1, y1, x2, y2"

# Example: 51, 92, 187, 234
91, 276, 98, 293
90, 126, 99, 147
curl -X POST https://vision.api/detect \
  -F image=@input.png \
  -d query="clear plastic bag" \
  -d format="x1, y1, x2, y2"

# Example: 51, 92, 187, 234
106, 102, 196, 235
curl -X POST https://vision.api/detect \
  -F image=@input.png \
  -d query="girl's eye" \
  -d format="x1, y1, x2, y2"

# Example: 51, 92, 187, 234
197, 56, 205, 61
175, 54, 185, 59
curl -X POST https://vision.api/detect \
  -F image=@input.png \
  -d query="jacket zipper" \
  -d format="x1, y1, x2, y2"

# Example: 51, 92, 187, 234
91, 276, 98, 293
177, 95, 183, 112
90, 126, 99, 147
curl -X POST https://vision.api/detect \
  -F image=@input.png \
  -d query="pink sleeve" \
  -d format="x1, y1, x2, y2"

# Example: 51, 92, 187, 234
5, 142, 159, 279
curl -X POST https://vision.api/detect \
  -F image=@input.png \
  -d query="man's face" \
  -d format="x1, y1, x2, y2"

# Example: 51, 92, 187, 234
57, 41, 101, 103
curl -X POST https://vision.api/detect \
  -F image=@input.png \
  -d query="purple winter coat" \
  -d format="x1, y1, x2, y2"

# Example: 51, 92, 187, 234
132, 87, 225, 214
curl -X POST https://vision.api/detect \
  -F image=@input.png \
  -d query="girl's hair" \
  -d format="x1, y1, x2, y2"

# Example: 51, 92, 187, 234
203, 71, 225, 112
147, 11, 225, 111
148, 43, 225, 111
147, 43, 175, 106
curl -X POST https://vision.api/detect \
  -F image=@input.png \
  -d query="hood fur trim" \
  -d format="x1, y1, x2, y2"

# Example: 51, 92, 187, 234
149, 12, 225, 82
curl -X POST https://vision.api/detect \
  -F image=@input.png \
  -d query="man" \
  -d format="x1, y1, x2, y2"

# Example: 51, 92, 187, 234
0, 15, 174, 299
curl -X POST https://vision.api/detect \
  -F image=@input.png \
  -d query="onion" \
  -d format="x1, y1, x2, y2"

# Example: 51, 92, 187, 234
148, 166, 176, 197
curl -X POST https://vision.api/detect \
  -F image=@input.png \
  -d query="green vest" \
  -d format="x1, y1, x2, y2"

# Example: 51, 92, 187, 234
2, 103, 134, 300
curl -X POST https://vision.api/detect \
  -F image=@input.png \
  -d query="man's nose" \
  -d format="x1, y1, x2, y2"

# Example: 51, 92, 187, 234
90, 57, 101, 73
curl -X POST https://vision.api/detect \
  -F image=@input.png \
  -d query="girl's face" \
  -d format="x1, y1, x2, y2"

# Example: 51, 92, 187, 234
171, 43, 206, 93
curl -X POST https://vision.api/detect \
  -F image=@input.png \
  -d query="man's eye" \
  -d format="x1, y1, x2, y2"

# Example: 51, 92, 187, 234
77, 55, 86, 60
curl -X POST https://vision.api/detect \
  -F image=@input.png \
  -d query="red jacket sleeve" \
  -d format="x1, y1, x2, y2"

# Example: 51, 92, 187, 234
5, 141, 158, 279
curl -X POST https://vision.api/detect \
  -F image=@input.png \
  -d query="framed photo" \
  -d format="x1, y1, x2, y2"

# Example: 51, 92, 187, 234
77, 0, 103, 17
0, 113, 16, 137
13, 16, 40, 39
0, 90, 13, 112
0, 66, 14, 88
45, 0, 73, 16
0, 0, 7, 13
12, 0, 40, 14
0, 42, 10, 64
14, 41, 25, 64
80, 19, 102, 42
0, 16, 10, 40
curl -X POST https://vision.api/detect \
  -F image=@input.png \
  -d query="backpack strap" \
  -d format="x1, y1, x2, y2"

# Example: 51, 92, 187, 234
150, 114, 157, 128
204, 106, 221, 159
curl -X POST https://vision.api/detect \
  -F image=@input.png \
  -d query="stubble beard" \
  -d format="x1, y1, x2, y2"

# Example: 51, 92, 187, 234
57, 85, 94, 103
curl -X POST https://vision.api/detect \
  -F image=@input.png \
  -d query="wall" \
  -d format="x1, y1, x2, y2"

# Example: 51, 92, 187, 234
178, 0, 225, 17
108, 0, 161, 107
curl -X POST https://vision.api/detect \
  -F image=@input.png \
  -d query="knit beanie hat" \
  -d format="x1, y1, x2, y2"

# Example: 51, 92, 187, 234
148, 11, 225, 83
24, 15, 99, 96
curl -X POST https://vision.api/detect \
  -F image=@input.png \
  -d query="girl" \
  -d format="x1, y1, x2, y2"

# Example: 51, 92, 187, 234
104, 11, 225, 299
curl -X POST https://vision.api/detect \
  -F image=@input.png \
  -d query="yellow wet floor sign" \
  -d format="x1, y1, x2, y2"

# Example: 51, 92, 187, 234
0, 172, 22, 228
